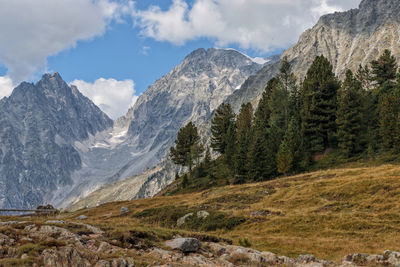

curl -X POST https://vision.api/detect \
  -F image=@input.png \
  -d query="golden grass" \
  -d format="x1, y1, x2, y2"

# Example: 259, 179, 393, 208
4, 164, 400, 262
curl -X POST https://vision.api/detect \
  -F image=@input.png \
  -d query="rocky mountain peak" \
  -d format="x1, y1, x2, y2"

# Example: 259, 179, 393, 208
0, 73, 112, 209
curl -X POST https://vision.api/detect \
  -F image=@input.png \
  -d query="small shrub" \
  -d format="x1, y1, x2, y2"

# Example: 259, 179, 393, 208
238, 237, 252, 247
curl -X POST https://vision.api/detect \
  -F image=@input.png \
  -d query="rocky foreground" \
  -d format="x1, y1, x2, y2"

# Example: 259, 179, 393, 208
1, 218, 400, 267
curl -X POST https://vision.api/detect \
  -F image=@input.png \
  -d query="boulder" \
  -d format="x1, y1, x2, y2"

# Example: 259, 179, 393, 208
388, 251, 400, 266
97, 242, 112, 253
165, 238, 202, 253
197, 211, 209, 219
176, 213, 193, 227
120, 206, 130, 214
297, 254, 316, 263
42, 246, 91, 267
77, 215, 88, 220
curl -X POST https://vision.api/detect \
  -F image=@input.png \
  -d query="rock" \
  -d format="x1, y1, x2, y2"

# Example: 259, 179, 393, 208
77, 215, 88, 220
388, 251, 400, 266
97, 242, 112, 253
297, 254, 317, 263
366, 254, 384, 264
197, 211, 209, 219
347, 253, 369, 264
120, 206, 130, 214
94, 260, 110, 267
0, 233, 14, 246
279, 256, 295, 266
21, 253, 29, 260
207, 242, 227, 256
165, 238, 202, 253
34, 225, 80, 242
42, 246, 91, 267
73, 223, 104, 235
46, 220, 66, 224
176, 213, 193, 227
261, 251, 280, 265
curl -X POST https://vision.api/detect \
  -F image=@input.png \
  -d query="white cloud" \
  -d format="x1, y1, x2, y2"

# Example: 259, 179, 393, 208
0, 76, 14, 99
0, 0, 133, 82
133, 0, 361, 52
71, 78, 137, 120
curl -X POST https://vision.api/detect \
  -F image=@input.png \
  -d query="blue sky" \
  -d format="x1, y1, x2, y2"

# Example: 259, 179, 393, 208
0, 0, 361, 119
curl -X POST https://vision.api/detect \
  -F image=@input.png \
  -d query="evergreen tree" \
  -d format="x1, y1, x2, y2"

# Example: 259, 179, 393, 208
301, 55, 340, 154
371, 49, 398, 87
170, 122, 203, 171
224, 123, 236, 169
336, 70, 364, 157
253, 78, 277, 130
277, 140, 292, 175
277, 117, 303, 174
233, 103, 253, 183
356, 64, 373, 91
379, 82, 400, 150
211, 103, 235, 154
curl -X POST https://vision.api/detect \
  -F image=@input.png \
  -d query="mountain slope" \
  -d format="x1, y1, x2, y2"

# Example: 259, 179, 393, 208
0, 73, 112, 209
54, 48, 267, 208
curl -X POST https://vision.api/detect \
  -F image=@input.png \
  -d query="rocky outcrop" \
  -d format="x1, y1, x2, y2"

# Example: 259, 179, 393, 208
165, 238, 202, 253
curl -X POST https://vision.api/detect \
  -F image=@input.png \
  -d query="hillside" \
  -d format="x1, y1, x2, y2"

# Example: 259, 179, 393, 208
2, 164, 400, 266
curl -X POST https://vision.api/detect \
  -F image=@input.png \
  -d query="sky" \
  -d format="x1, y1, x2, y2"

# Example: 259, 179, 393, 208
0, 0, 361, 119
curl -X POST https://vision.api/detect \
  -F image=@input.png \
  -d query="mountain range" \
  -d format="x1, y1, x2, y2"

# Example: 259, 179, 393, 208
0, 0, 399, 209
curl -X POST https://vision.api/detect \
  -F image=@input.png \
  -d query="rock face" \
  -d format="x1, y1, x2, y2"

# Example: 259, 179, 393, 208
0, 73, 112, 209
282, 0, 400, 81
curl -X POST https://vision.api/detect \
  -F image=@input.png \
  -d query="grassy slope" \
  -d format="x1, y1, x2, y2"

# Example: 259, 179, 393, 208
57, 163, 400, 261
3, 163, 400, 263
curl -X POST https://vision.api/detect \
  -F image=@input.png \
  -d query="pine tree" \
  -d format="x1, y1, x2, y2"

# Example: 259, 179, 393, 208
277, 140, 292, 175
336, 70, 364, 157
301, 55, 340, 154
211, 103, 235, 154
356, 64, 373, 91
170, 122, 202, 171
371, 49, 398, 87
276, 117, 303, 174
379, 83, 400, 150
233, 103, 253, 183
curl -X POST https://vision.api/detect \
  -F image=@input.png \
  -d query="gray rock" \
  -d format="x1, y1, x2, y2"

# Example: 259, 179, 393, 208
76, 215, 88, 220
388, 251, 400, 266
45, 220, 66, 224
177, 213, 193, 227
0, 72, 112, 209
120, 206, 130, 214
165, 238, 202, 253
297, 254, 316, 263
197, 210, 209, 219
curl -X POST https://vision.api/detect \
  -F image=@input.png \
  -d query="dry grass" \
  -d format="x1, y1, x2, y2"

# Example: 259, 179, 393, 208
4, 164, 400, 262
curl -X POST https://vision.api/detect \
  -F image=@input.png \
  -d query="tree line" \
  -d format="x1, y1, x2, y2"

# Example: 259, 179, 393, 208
170, 50, 400, 188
